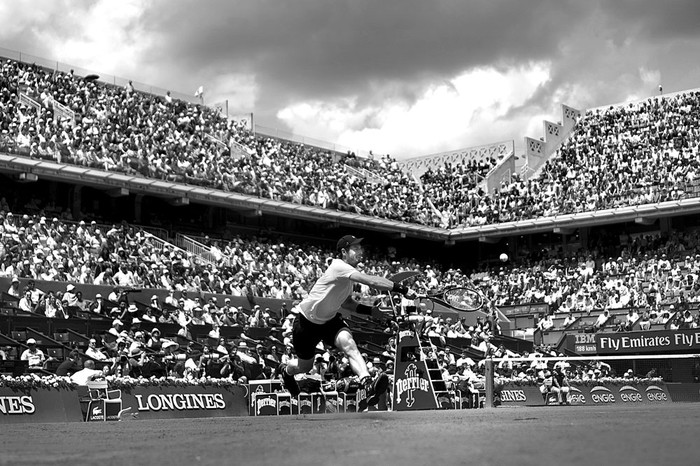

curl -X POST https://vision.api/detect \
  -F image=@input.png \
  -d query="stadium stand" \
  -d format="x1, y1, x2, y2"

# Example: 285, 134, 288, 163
1, 52, 700, 398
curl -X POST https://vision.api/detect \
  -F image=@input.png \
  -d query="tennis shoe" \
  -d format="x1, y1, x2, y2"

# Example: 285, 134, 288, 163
278, 363, 300, 397
362, 372, 389, 408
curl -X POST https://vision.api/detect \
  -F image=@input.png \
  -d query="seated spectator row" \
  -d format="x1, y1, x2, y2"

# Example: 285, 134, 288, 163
5, 202, 700, 321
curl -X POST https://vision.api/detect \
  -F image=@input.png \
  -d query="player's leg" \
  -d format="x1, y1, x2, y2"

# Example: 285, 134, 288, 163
279, 314, 320, 396
285, 357, 314, 376
335, 328, 388, 408
334, 328, 369, 380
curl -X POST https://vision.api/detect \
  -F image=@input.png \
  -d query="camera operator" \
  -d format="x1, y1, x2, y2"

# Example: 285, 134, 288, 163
161, 340, 185, 376
109, 339, 131, 377
194, 345, 223, 378
127, 345, 148, 378
140, 349, 167, 378
220, 350, 246, 383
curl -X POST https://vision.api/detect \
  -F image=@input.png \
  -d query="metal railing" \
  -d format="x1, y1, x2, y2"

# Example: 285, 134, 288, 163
174, 233, 224, 267
143, 232, 188, 256
343, 164, 383, 185
254, 124, 371, 158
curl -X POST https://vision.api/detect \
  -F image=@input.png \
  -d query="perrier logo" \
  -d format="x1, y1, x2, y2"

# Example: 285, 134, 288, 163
395, 363, 430, 407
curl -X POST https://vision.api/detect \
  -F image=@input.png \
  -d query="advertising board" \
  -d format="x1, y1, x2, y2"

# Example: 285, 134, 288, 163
497, 382, 671, 406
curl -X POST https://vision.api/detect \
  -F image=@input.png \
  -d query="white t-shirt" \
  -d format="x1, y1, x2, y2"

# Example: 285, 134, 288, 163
298, 259, 357, 324
70, 368, 103, 385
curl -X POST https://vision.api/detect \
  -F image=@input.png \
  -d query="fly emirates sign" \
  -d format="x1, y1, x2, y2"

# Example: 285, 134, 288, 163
596, 329, 700, 354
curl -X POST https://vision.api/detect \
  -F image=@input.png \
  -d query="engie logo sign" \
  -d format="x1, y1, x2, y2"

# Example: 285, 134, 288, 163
590, 386, 615, 403
568, 387, 586, 405
645, 385, 669, 402
618, 385, 643, 403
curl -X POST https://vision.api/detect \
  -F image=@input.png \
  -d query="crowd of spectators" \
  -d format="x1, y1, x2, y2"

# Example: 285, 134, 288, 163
5, 194, 700, 332
0, 59, 447, 227
3, 59, 700, 230
449, 92, 700, 226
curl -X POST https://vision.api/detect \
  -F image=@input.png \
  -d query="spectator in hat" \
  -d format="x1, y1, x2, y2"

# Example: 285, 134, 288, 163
191, 307, 206, 325
63, 284, 78, 307
266, 345, 282, 365
203, 304, 221, 326
281, 345, 295, 365
236, 341, 257, 364
20, 338, 46, 372
220, 296, 232, 312
127, 342, 147, 377
88, 293, 107, 316
6, 276, 20, 297
130, 317, 142, 334
149, 294, 162, 312
109, 318, 124, 337
146, 328, 163, 351
130, 330, 146, 353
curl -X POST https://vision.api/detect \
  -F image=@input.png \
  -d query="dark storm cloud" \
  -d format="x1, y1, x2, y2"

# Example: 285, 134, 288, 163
3, 0, 700, 154
138, 0, 590, 115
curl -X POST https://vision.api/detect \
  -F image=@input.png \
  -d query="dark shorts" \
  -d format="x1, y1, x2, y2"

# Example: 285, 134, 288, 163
292, 312, 350, 360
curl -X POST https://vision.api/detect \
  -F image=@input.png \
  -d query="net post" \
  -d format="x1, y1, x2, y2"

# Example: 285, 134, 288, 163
484, 357, 494, 409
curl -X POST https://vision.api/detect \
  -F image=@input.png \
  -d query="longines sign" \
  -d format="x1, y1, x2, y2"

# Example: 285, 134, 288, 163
120, 386, 247, 419
596, 329, 700, 354
0, 388, 83, 424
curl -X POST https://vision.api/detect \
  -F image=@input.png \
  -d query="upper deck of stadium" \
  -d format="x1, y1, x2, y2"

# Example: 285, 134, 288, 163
0, 50, 699, 243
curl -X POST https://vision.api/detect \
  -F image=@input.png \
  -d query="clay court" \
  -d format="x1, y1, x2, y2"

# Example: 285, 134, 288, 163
2, 403, 698, 466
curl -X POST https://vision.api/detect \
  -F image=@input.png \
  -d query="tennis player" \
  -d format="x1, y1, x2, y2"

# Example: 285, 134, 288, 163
279, 235, 414, 409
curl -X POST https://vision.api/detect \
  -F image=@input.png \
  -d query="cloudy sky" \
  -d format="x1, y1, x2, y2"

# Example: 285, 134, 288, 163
2, 0, 700, 159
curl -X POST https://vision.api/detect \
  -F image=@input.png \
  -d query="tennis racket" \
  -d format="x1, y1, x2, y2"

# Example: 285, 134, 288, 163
417, 286, 484, 312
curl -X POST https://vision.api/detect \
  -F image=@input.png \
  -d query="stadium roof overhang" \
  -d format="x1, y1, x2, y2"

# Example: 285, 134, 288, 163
2, 153, 698, 243
0, 154, 448, 239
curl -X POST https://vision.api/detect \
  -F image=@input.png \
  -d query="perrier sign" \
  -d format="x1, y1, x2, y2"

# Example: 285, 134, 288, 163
392, 330, 439, 411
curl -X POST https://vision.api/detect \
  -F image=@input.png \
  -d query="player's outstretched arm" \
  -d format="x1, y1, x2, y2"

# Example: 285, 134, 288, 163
348, 271, 413, 296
